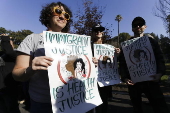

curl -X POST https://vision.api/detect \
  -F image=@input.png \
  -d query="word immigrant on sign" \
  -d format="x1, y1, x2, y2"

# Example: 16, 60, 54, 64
45, 31, 91, 55
43, 31, 103, 113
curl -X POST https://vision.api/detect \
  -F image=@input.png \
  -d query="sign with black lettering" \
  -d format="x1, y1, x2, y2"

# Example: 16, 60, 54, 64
93, 44, 121, 87
121, 36, 156, 83
43, 31, 102, 113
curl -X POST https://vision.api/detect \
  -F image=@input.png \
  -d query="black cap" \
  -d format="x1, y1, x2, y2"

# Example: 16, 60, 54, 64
132, 17, 146, 25
92, 24, 105, 32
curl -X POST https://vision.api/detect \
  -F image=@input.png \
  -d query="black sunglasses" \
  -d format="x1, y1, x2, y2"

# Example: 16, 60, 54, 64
132, 23, 145, 28
93, 30, 103, 33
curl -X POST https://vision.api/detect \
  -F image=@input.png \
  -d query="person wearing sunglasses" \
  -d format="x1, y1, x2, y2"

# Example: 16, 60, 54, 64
12, 2, 72, 113
119, 17, 169, 113
87, 24, 120, 113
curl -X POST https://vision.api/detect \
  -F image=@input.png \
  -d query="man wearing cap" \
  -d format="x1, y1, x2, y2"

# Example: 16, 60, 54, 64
119, 17, 169, 113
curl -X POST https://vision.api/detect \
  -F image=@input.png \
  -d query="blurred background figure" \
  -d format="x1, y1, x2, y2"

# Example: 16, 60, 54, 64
0, 33, 20, 113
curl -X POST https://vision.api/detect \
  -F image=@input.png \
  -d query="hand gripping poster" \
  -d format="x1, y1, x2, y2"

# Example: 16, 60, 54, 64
93, 44, 121, 87
43, 31, 102, 113
121, 36, 156, 83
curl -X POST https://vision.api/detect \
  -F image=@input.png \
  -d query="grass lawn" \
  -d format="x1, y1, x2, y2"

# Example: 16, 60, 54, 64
161, 75, 169, 81
161, 63, 170, 81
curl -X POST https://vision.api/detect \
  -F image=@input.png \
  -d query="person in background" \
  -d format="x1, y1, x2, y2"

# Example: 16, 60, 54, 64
0, 34, 20, 113
12, 2, 73, 113
119, 16, 169, 113
87, 24, 120, 113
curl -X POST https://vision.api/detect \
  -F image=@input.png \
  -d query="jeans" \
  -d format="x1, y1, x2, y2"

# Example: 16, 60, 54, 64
128, 81, 169, 113
0, 93, 20, 113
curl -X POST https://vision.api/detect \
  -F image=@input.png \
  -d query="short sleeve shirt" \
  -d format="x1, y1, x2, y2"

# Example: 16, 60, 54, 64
17, 34, 51, 103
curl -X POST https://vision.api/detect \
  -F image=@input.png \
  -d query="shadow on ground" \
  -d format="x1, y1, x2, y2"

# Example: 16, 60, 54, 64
19, 81, 170, 113
108, 82, 170, 113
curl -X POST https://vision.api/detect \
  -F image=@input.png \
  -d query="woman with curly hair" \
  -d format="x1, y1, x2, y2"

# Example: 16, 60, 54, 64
12, 2, 72, 113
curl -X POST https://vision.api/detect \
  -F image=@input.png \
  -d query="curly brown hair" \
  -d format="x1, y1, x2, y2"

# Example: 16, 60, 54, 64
39, 2, 73, 33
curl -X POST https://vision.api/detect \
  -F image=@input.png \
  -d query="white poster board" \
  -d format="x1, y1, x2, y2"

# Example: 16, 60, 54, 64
43, 31, 102, 113
93, 44, 121, 87
121, 36, 156, 83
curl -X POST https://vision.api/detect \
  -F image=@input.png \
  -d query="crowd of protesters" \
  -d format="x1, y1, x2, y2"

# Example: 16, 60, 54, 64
0, 1, 169, 113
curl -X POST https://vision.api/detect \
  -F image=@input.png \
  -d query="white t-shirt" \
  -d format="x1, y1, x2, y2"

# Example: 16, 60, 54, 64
17, 33, 51, 103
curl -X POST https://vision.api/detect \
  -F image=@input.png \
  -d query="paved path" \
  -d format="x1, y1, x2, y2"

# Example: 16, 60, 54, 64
108, 91, 170, 113
19, 84, 170, 113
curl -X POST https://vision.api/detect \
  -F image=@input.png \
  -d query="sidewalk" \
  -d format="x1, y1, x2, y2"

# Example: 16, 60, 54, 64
108, 83, 170, 113
19, 83, 170, 113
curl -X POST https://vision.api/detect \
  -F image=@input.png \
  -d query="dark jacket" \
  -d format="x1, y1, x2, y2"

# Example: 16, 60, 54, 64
0, 36, 18, 93
119, 36, 166, 82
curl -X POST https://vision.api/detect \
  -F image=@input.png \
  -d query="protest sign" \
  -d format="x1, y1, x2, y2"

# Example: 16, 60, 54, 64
121, 36, 156, 83
93, 44, 121, 87
43, 31, 102, 113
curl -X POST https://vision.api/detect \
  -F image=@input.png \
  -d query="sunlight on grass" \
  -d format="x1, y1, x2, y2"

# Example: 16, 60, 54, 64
166, 63, 170, 66
160, 63, 170, 81
161, 75, 169, 81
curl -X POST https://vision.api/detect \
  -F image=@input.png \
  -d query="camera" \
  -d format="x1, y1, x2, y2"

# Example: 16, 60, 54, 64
0, 35, 11, 45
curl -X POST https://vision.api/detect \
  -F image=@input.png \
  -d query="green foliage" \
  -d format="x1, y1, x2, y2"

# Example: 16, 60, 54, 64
0, 27, 33, 48
142, 33, 170, 62
11, 30, 33, 48
166, 63, 170, 66
107, 32, 131, 47
0, 27, 7, 34
154, 0, 170, 37
149, 32, 159, 41
161, 75, 169, 81
161, 63, 170, 81
72, 0, 104, 35
115, 15, 123, 47
119, 32, 131, 42
115, 15, 123, 22
159, 36, 170, 62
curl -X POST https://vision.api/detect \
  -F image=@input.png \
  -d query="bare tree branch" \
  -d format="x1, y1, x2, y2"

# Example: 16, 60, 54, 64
72, 0, 113, 40
153, 0, 170, 37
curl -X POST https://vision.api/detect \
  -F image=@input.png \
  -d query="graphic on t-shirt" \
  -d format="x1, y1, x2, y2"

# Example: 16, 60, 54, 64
57, 55, 91, 84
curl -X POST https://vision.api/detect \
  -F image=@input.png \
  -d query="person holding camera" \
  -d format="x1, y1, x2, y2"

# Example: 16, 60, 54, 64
0, 34, 20, 113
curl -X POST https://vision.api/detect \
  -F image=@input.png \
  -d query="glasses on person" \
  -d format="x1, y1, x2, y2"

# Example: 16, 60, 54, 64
93, 30, 103, 33
132, 23, 144, 28
52, 6, 70, 20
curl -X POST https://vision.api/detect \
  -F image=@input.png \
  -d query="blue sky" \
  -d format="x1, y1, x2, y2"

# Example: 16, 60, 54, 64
0, 0, 167, 37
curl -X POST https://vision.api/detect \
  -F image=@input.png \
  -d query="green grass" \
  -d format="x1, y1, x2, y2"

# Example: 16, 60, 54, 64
165, 63, 170, 69
165, 63, 170, 65
165, 63, 170, 75
161, 63, 170, 81
161, 75, 169, 81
